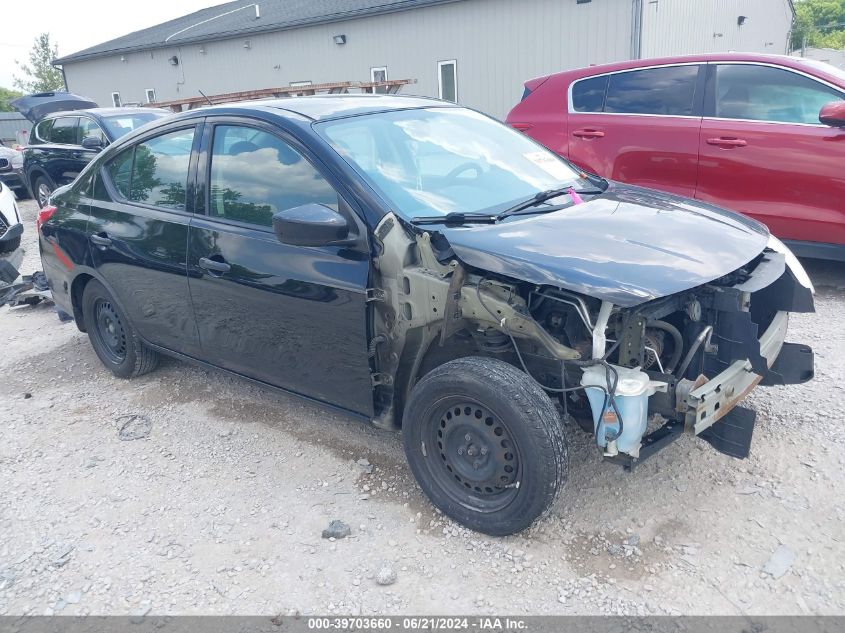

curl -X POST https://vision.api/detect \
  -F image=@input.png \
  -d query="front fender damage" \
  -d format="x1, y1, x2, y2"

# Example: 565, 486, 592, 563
368, 213, 579, 429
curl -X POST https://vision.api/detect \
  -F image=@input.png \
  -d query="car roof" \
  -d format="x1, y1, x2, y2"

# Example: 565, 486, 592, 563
185, 94, 456, 122
42, 107, 168, 120
544, 53, 845, 86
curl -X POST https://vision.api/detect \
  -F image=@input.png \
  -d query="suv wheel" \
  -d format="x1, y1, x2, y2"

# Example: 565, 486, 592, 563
402, 356, 568, 535
82, 280, 159, 378
33, 175, 54, 208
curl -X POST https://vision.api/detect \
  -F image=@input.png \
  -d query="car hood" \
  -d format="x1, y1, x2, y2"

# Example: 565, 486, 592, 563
437, 182, 770, 307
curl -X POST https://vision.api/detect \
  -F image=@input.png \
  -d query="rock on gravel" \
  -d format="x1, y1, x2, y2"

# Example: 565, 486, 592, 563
376, 565, 397, 586
322, 520, 351, 539
763, 545, 795, 579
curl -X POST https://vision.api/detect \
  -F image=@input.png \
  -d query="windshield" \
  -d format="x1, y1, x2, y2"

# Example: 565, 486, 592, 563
317, 108, 583, 219
101, 112, 170, 139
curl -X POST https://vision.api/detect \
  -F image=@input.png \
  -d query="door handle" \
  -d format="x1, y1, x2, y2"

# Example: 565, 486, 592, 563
90, 233, 112, 248
573, 129, 605, 139
706, 137, 747, 148
198, 256, 231, 274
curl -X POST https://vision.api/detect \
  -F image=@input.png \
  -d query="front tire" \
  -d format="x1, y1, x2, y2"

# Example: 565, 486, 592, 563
403, 356, 568, 536
82, 280, 159, 378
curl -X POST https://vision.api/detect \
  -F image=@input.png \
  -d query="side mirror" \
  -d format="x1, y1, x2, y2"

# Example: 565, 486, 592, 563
272, 203, 351, 247
0, 158, 9, 170
81, 136, 105, 151
819, 101, 845, 128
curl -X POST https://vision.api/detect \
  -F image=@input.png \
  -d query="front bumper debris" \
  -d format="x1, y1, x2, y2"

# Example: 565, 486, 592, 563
685, 310, 794, 434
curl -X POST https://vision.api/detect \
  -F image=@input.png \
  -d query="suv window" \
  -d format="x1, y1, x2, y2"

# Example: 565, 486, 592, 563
34, 119, 54, 143
49, 117, 80, 145
714, 64, 844, 124
572, 75, 609, 113
104, 127, 195, 209
604, 65, 699, 116
80, 118, 107, 145
208, 125, 338, 227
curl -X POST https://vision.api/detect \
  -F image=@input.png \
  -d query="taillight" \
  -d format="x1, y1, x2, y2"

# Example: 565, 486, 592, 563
36, 205, 57, 232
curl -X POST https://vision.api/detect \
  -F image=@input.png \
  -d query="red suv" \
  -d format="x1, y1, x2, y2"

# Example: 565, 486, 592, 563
507, 54, 845, 261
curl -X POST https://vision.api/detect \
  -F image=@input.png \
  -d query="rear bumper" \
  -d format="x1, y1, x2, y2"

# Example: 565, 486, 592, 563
684, 311, 808, 434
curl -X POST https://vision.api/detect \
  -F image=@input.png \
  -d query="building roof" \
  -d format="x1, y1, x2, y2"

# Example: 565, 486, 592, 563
54, 0, 461, 65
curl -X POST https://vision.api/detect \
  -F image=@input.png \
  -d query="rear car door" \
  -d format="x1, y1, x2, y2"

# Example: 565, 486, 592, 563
567, 64, 705, 197
696, 63, 845, 252
87, 122, 202, 356
187, 119, 373, 415
41, 116, 85, 186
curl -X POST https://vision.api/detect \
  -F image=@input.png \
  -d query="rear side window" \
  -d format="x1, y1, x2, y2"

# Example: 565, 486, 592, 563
208, 125, 338, 227
605, 66, 699, 116
714, 64, 844, 124
49, 117, 80, 144
572, 75, 608, 112
34, 119, 53, 143
106, 148, 133, 198
129, 129, 195, 209
103, 127, 195, 209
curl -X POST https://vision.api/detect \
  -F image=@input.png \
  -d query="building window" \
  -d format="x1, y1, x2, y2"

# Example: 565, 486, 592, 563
145, 89, 156, 104
370, 66, 388, 94
438, 60, 457, 102
111, 92, 122, 107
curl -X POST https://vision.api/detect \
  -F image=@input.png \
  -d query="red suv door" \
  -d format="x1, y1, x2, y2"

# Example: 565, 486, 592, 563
696, 62, 845, 255
566, 64, 705, 197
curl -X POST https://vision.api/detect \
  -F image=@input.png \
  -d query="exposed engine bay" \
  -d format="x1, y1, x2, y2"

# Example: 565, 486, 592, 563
368, 213, 815, 467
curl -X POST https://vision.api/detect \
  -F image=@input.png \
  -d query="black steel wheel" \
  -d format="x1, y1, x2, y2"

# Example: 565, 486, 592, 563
82, 280, 159, 378
92, 298, 127, 364
403, 356, 568, 535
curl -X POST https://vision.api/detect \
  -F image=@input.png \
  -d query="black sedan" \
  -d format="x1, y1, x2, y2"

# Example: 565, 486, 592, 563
37, 95, 814, 535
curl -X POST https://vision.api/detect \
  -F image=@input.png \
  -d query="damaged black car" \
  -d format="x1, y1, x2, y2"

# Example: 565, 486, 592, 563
38, 96, 814, 535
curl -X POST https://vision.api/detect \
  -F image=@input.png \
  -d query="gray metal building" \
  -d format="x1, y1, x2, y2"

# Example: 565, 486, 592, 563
55, 0, 795, 120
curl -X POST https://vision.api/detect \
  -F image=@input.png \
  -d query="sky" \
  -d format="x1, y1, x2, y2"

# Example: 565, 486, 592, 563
0, 0, 218, 90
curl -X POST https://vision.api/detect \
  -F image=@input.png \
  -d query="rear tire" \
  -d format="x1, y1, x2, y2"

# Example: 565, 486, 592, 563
0, 234, 20, 254
33, 175, 54, 208
402, 356, 568, 536
82, 280, 159, 378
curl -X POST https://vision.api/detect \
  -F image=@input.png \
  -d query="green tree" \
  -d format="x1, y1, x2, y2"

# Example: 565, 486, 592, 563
0, 87, 23, 112
13, 33, 65, 93
791, 0, 845, 50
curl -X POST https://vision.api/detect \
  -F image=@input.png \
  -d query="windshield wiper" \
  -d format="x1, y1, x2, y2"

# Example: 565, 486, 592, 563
411, 211, 498, 226
495, 186, 603, 221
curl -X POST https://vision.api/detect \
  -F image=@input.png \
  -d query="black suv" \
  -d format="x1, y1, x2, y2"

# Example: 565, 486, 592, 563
24, 108, 170, 207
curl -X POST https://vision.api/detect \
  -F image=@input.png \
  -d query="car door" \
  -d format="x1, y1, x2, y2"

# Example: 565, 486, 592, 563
696, 63, 845, 249
87, 122, 203, 356
566, 64, 705, 197
187, 119, 373, 415
42, 116, 85, 187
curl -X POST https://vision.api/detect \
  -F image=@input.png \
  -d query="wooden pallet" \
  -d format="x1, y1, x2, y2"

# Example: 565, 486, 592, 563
148, 79, 417, 112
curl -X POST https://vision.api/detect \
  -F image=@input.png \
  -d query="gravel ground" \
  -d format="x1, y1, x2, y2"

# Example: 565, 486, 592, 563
1, 198, 844, 617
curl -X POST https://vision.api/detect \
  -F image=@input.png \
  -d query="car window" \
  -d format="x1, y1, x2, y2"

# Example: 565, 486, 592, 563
50, 117, 80, 145
572, 75, 608, 113
101, 112, 170, 140
208, 125, 339, 227
714, 64, 844, 124
80, 118, 107, 145
605, 65, 699, 116
34, 119, 53, 143
106, 147, 133, 198
128, 128, 195, 209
